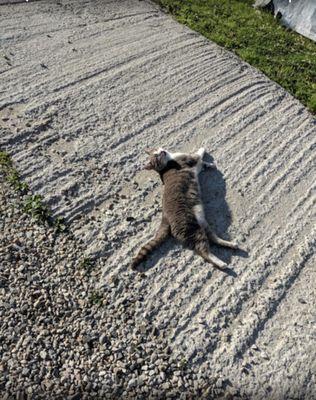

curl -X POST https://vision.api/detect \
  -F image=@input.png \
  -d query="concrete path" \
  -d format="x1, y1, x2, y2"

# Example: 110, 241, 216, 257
1, 0, 315, 398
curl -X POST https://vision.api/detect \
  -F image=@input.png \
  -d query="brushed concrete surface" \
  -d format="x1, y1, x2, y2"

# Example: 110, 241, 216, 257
0, 1, 315, 398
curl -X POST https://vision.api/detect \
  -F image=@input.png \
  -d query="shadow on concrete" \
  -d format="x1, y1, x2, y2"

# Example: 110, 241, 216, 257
200, 152, 248, 267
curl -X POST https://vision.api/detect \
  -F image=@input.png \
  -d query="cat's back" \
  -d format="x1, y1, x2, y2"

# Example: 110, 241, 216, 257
162, 168, 201, 244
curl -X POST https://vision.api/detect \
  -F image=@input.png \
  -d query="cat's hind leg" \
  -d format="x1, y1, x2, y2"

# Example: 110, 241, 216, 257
194, 236, 227, 269
196, 147, 206, 158
204, 252, 228, 269
196, 148, 216, 169
196, 247, 228, 269
195, 147, 206, 161
131, 219, 170, 270
198, 218, 239, 250
207, 229, 239, 249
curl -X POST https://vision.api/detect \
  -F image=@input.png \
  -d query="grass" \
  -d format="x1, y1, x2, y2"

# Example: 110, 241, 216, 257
154, 0, 316, 114
0, 150, 67, 231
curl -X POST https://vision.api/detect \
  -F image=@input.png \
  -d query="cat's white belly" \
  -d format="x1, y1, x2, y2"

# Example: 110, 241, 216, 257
193, 204, 207, 227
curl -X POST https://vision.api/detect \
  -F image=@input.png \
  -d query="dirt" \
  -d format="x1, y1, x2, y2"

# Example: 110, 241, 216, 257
0, 0, 315, 398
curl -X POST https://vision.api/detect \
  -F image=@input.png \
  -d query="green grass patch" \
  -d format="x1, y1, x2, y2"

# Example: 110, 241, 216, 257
155, 0, 316, 113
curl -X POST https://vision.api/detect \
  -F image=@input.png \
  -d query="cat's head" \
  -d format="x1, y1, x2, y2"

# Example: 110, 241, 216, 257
143, 148, 171, 171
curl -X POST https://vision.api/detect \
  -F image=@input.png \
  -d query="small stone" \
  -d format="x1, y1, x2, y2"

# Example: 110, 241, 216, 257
68, 394, 81, 400
128, 378, 137, 388
149, 369, 155, 376
25, 231, 32, 239
99, 334, 109, 345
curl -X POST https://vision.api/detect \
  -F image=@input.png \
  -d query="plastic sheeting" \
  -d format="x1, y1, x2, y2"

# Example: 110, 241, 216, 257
254, 0, 316, 42
274, 0, 316, 42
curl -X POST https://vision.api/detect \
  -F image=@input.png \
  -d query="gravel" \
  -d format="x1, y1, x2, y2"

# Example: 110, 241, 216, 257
0, 173, 242, 399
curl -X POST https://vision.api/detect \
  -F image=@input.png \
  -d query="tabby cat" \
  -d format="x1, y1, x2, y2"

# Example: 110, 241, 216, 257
131, 148, 238, 270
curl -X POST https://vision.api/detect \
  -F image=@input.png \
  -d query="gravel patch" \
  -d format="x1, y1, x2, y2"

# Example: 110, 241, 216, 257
0, 172, 243, 399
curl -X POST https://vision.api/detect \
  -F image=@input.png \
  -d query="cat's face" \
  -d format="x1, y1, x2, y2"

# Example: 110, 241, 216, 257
144, 148, 170, 171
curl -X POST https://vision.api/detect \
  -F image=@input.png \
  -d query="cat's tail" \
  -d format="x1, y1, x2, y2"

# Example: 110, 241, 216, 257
131, 222, 170, 270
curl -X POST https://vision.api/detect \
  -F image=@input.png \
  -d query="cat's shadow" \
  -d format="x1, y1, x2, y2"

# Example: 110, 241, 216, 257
134, 153, 247, 275
200, 153, 248, 275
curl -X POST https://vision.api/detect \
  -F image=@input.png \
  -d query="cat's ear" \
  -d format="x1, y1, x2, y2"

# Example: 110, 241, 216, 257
158, 150, 166, 162
145, 148, 155, 155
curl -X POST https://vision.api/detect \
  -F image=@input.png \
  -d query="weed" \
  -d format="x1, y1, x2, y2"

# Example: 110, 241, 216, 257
79, 257, 94, 273
89, 290, 103, 306
55, 216, 67, 233
0, 151, 29, 193
0, 151, 12, 168
179, 357, 188, 370
1, 150, 68, 231
23, 194, 51, 222
7, 170, 29, 193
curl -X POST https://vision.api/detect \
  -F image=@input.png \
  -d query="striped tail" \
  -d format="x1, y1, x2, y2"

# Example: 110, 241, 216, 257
131, 238, 161, 269
131, 222, 170, 270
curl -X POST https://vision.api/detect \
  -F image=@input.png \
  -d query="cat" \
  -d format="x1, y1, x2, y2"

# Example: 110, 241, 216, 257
131, 147, 238, 270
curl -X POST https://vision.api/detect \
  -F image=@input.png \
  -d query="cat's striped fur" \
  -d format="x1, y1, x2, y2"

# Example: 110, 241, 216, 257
131, 148, 238, 270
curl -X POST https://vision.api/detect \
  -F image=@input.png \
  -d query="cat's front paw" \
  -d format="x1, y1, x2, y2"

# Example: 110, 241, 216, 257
197, 147, 206, 157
